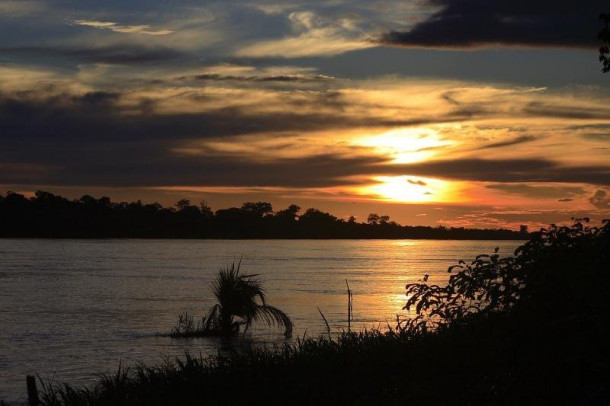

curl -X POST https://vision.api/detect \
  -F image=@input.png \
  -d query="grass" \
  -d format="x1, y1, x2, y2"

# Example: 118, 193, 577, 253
169, 311, 214, 338
36, 315, 610, 405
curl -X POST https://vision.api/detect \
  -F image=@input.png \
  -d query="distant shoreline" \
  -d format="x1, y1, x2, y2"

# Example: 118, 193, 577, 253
1, 191, 530, 240
0, 236, 529, 240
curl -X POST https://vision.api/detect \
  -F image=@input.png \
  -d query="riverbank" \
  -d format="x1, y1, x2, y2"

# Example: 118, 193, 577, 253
20, 220, 610, 405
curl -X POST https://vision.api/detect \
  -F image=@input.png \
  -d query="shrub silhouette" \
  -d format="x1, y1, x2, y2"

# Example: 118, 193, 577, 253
403, 218, 610, 333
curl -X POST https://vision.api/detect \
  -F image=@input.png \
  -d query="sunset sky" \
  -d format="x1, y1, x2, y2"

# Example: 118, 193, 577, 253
1, 0, 609, 229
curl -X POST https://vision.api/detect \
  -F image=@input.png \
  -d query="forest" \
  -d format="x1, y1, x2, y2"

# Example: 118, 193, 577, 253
0, 191, 527, 239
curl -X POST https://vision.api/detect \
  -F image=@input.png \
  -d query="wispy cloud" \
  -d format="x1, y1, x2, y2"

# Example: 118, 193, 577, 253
236, 11, 374, 57
73, 20, 173, 36
589, 190, 610, 209
0, 0, 44, 16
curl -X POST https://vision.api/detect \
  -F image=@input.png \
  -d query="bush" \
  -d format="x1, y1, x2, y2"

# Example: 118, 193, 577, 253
402, 219, 610, 333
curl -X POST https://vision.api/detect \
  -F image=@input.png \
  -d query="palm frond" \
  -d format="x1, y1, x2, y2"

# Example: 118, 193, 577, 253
202, 304, 221, 332
201, 261, 292, 336
251, 305, 294, 336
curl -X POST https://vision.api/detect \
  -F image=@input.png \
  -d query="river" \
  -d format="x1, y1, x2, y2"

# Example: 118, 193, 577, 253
0, 238, 523, 403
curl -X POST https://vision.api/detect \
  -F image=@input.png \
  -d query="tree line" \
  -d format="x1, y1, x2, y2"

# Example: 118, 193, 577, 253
0, 191, 528, 239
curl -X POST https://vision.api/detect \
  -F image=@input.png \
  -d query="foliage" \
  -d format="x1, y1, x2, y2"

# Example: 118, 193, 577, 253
170, 312, 207, 337
402, 218, 610, 333
171, 262, 293, 337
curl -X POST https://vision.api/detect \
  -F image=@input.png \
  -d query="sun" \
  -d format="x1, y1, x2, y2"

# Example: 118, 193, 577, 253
359, 176, 455, 203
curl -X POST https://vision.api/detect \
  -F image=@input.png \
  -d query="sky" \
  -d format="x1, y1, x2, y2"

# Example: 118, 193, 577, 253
1, 0, 609, 229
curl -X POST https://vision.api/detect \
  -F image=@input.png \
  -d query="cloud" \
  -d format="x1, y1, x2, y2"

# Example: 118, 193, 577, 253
383, 160, 610, 186
74, 20, 173, 36
440, 209, 606, 230
567, 124, 610, 141
0, 0, 44, 16
486, 184, 587, 199
589, 189, 610, 209
1, 72, 609, 192
177, 73, 334, 83
524, 102, 610, 120
380, 0, 608, 49
473, 135, 536, 150
1, 45, 184, 65
236, 11, 374, 57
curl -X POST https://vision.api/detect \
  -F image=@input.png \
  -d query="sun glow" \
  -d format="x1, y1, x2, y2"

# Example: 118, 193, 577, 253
355, 127, 451, 164
360, 176, 456, 203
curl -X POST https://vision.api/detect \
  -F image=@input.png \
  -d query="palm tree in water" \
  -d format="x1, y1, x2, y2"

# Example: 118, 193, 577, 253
202, 261, 293, 337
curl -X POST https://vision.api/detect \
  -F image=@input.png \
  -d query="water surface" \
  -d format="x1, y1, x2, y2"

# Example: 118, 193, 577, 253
0, 239, 522, 403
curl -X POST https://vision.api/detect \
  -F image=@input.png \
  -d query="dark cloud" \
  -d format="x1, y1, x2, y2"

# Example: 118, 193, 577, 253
0, 89, 471, 146
473, 135, 536, 150
382, 160, 610, 186
0, 89, 456, 188
0, 154, 385, 189
589, 189, 610, 209
380, 0, 607, 49
0, 45, 184, 65
2, 88, 609, 190
524, 102, 610, 120
408, 179, 427, 186
485, 184, 586, 199
568, 124, 610, 131
566, 123, 610, 141
178, 73, 334, 83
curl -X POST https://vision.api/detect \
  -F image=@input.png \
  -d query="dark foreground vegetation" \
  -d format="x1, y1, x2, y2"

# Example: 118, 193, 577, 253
30, 219, 609, 405
0, 191, 527, 239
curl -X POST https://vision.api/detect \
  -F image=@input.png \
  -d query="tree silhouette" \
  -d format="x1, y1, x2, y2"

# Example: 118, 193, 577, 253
276, 204, 301, 221
367, 213, 380, 225
0, 191, 527, 239
199, 200, 213, 218
175, 199, 191, 211
241, 202, 273, 218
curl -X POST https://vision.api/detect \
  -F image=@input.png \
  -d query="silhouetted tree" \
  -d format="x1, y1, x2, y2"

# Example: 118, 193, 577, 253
175, 199, 191, 211
241, 202, 273, 218
367, 213, 380, 225
276, 204, 300, 221
199, 200, 213, 218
